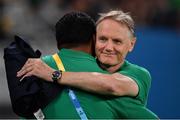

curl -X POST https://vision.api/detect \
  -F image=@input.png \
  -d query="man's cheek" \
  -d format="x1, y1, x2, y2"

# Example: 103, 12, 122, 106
117, 53, 123, 61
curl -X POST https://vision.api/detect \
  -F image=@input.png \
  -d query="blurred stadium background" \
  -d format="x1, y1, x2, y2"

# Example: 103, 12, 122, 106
0, 0, 180, 118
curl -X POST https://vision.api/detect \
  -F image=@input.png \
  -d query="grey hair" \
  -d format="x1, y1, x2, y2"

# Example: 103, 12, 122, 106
96, 10, 135, 37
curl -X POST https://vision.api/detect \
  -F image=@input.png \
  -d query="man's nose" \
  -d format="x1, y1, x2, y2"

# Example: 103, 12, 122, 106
105, 40, 114, 52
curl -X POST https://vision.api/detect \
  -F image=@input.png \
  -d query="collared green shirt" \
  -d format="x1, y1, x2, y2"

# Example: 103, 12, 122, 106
42, 48, 158, 119
106, 61, 158, 119
42, 49, 116, 119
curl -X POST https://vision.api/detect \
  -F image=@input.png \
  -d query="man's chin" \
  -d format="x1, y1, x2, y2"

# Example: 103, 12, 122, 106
100, 59, 114, 65
101, 61, 115, 67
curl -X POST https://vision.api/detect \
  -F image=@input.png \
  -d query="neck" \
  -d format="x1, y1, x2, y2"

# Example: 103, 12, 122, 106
99, 61, 124, 73
59, 43, 92, 55
71, 44, 92, 54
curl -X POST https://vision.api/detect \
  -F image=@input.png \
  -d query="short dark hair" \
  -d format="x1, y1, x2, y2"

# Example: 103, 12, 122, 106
55, 11, 96, 49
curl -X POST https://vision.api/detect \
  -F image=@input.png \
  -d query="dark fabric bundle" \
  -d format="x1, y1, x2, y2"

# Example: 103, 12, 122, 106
4, 35, 61, 118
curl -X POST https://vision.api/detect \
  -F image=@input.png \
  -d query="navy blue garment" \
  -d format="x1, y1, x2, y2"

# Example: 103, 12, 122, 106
4, 35, 61, 118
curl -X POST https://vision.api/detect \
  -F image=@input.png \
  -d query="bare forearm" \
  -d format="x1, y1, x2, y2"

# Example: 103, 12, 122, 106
58, 72, 138, 96
17, 58, 138, 97
59, 72, 113, 95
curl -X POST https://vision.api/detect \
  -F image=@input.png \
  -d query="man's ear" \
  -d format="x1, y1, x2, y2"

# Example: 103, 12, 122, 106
129, 37, 136, 52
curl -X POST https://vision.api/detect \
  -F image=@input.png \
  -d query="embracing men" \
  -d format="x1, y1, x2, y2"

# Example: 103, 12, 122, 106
17, 10, 158, 119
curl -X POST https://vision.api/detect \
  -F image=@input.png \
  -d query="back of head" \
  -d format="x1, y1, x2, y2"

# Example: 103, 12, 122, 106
96, 10, 135, 37
56, 11, 96, 49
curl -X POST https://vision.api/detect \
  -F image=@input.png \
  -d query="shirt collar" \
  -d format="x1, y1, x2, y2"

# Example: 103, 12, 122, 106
58, 48, 95, 60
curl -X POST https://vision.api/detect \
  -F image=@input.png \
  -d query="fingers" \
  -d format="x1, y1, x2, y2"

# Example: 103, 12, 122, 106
17, 59, 33, 76
17, 58, 54, 82
17, 64, 33, 77
17, 58, 40, 81
19, 70, 34, 82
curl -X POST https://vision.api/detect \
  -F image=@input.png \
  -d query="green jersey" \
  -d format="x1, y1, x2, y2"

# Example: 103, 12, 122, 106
42, 49, 116, 119
42, 48, 158, 119
106, 61, 158, 119
119, 60, 151, 105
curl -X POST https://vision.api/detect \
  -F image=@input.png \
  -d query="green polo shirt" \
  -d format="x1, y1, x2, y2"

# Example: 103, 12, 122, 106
119, 60, 151, 105
106, 61, 158, 119
42, 49, 116, 119
42, 48, 158, 119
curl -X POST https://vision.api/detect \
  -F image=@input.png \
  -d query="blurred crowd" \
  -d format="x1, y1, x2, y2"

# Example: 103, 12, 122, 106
0, 0, 180, 41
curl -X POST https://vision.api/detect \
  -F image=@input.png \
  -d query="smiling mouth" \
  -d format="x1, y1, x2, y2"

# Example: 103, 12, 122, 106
102, 54, 115, 57
103, 53, 116, 56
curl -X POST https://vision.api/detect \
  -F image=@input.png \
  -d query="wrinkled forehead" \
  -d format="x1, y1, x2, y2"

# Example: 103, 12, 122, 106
97, 18, 135, 38
96, 19, 133, 39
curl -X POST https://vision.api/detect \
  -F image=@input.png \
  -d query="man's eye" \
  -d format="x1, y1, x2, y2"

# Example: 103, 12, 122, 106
98, 37, 107, 43
113, 39, 122, 45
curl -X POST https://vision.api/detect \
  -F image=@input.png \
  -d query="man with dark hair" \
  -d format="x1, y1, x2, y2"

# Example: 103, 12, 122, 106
18, 11, 115, 119
55, 12, 96, 50
17, 11, 158, 119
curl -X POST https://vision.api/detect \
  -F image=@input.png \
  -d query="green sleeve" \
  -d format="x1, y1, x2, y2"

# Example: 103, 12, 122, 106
120, 67, 151, 105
